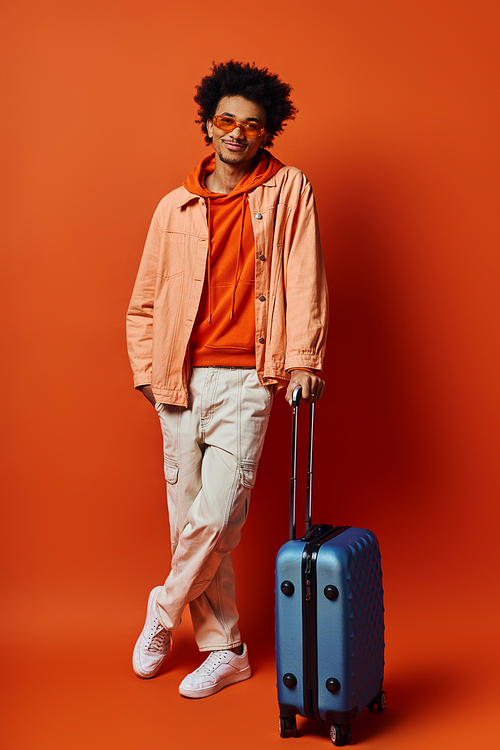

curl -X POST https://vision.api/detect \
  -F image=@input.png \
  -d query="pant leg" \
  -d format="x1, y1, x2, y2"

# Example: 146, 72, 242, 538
155, 367, 273, 649
189, 552, 241, 651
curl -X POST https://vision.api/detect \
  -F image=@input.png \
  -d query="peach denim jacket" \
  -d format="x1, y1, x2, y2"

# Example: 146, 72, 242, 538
126, 165, 329, 406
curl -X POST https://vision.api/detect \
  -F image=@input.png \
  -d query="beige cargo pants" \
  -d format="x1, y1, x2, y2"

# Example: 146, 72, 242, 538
155, 366, 273, 651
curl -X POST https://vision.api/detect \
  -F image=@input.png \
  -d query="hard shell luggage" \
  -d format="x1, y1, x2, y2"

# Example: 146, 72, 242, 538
275, 388, 386, 746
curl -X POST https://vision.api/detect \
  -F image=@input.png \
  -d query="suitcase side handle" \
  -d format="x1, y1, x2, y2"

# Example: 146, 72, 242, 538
290, 386, 315, 540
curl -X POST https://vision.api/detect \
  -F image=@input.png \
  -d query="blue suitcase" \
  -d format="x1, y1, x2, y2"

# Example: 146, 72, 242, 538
275, 388, 386, 745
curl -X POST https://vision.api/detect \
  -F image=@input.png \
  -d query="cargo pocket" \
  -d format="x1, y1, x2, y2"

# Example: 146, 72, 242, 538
240, 460, 259, 489
164, 457, 179, 485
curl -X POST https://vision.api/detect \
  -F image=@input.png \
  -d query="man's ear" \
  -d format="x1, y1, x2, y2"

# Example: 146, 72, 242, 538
206, 120, 213, 139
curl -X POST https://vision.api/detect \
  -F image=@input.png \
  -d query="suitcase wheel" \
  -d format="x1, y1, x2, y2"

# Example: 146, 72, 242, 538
329, 723, 351, 746
279, 715, 297, 738
368, 690, 387, 713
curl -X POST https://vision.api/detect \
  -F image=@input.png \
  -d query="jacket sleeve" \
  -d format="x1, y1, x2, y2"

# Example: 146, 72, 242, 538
283, 181, 329, 372
126, 210, 162, 389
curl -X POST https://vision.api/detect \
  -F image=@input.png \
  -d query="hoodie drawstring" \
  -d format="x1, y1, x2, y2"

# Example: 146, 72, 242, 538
207, 199, 213, 323
230, 195, 247, 320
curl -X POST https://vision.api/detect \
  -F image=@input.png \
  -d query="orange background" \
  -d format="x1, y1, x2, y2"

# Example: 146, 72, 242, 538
1, 1, 499, 748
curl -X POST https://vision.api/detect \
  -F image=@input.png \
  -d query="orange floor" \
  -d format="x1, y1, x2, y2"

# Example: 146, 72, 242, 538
3, 596, 499, 750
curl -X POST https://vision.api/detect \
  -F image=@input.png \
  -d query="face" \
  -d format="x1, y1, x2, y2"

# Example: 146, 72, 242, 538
207, 95, 269, 167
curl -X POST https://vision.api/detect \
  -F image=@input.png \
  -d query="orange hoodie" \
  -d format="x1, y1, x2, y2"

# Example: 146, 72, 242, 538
183, 150, 284, 366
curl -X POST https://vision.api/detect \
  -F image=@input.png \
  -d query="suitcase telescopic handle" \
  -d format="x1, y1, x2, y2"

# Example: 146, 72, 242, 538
290, 386, 315, 540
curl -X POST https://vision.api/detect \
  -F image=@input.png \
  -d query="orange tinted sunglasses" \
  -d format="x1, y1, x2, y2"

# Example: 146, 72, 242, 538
212, 115, 266, 138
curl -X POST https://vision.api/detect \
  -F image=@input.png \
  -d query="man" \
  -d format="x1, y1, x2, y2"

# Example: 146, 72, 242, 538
126, 61, 328, 699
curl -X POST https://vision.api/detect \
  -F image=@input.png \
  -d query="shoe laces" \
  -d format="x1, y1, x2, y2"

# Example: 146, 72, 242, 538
194, 650, 228, 675
145, 619, 170, 653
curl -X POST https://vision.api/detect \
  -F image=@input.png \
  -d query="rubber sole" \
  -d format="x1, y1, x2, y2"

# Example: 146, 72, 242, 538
179, 665, 252, 699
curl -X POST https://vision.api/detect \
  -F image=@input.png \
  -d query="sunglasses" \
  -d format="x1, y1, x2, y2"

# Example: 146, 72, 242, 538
212, 115, 266, 139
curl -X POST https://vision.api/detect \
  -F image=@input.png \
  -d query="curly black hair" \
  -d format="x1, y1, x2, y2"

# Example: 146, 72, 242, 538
194, 61, 297, 148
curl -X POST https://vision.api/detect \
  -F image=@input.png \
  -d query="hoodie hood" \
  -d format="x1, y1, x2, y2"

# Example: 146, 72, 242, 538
183, 149, 284, 198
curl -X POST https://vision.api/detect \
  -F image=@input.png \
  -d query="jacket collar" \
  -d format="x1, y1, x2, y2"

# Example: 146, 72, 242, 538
177, 187, 201, 209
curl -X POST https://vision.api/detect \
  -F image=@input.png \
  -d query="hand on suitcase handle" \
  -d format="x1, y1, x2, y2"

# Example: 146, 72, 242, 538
286, 370, 326, 405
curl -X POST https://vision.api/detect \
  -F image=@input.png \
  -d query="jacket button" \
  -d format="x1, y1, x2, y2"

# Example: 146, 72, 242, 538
256, 213, 263, 219
259, 254, 265, 261
259, 337, 265, 344
259, 295, 266, 302
263, 377, 268, 382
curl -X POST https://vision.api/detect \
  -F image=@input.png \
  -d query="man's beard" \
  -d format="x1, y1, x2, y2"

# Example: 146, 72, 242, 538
218, 151, 245, 165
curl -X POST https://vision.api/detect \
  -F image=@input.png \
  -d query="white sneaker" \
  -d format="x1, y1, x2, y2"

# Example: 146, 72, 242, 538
179, 645, 251, 698
132, 586, 171, 678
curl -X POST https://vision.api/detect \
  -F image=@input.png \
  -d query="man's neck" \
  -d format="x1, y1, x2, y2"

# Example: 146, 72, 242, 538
205, 154, 254, 195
